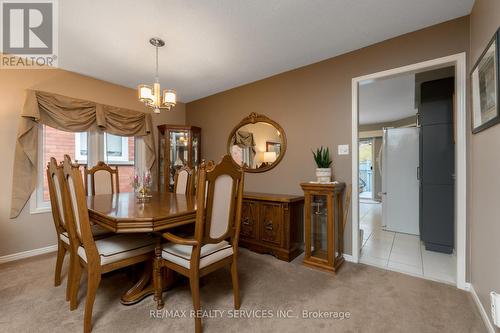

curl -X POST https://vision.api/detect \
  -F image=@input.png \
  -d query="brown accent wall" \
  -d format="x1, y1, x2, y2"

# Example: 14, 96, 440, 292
0, 69, 185, 256
469, 0, 500, 328
187, 17, 469, 255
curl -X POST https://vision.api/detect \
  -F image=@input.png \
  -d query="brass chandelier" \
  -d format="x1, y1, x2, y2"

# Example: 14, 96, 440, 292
137, 37, 176, 113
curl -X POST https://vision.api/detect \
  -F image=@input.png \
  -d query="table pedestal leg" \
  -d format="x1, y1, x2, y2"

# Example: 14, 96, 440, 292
121, 260, 154, 305
120, 243, 178, 306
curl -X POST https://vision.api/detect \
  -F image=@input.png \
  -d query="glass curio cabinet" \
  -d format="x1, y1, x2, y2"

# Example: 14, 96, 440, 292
300, 182, 346, 272
157, 125, 201, 192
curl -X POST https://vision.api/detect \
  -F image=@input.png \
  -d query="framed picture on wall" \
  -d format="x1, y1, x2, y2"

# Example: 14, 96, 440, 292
266, 141, 281, 156
471, 28, 500, 134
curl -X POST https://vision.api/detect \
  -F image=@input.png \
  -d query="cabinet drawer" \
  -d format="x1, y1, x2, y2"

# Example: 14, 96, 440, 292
240, 201, 258, 240
259, 202, 283, 246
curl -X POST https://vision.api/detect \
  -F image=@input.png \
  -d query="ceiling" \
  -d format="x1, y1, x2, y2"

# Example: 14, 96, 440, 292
359, 74, 416, 125
58, 0, 474, 102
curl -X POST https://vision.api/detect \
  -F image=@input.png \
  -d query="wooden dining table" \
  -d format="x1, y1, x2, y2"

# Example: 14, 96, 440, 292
87, 191, 197, 305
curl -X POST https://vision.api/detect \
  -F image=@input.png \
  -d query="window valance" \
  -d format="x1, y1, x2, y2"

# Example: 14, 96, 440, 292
231, 130, 255, 150
10, 90, 155, 218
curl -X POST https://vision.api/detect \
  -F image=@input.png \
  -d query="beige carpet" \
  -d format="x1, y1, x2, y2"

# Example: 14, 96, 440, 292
0, 249, 485, 333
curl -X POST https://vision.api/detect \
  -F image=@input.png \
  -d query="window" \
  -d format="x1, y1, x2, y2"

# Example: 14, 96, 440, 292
74, 132, 88, 163
32, 125, 144, 213
104, 133, 135, 192
31, 125, 88, 212
106, 134, 123, 156
230, 145, 252, 168
105, 133, 129, 162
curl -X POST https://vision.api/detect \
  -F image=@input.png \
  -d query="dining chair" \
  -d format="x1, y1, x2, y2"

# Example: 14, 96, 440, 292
47, 158, 112, 302
46, 157, 72, 299
61, 155, 156, 333
84, 161, 119, 195
174, 165, 194, 195
154, 155, 245, 333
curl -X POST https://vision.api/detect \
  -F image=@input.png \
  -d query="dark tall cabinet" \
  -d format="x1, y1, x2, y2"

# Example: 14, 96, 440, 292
419, 78, 455, 254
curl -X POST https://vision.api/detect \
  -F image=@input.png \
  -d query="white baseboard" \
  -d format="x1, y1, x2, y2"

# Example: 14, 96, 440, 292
469, 284, 496, 333
0, 244, 58, 265
343, 254, 356, 263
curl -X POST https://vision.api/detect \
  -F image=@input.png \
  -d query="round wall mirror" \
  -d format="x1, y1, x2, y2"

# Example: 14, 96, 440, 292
227, 113, 287, 173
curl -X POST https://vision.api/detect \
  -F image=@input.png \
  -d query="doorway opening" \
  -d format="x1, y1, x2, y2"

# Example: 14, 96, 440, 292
351, 53, 467, 290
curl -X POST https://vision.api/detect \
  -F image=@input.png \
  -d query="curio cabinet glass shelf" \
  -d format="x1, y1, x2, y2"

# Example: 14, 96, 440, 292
157, 125, 201, 192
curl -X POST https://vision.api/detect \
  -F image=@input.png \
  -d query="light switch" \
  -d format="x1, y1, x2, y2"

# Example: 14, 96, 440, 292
338, 144, 349, 155
491, 291, 500, 328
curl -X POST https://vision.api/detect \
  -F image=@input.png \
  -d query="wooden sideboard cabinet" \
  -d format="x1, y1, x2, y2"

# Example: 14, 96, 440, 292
239, 192, 304, 262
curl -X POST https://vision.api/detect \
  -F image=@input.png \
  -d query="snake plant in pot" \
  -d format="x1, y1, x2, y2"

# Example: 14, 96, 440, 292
312, 146, 333, 183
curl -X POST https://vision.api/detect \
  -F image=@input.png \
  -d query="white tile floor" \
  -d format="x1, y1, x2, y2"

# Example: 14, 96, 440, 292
359, 201, 456, 285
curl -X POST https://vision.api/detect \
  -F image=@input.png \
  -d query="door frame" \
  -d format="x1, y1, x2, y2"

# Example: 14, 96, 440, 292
350, 53, 467, 290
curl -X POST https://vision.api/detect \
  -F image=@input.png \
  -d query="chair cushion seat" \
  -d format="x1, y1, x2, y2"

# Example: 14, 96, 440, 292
162, 240, 233, 269
59, 232, 70, 245
78, 234, 155, 265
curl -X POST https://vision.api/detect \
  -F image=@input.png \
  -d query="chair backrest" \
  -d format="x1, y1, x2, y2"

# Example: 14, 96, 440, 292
194, 155, 244, 247
63, 155, 99, 263
46, 157, 67, 236
84, 161, 119, 196
174, 166, 194, 195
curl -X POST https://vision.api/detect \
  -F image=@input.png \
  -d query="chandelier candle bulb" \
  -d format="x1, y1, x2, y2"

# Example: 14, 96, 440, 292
163, 89, 176, 106
138, 84, 153, 103
153, 82, 161, 106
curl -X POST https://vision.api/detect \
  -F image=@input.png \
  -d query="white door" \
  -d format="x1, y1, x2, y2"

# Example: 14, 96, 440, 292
381, 127, 419, 235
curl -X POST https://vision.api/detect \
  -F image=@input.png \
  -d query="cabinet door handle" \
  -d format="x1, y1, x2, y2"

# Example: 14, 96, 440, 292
242, 217, 250, 226
265, 221, 273, 231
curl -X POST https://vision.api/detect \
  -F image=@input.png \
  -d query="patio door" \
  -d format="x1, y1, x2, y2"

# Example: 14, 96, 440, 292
359, 139, 374, 200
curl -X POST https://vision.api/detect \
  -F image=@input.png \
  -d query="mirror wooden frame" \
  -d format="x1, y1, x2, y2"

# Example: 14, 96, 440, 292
227, 112, 287, 173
